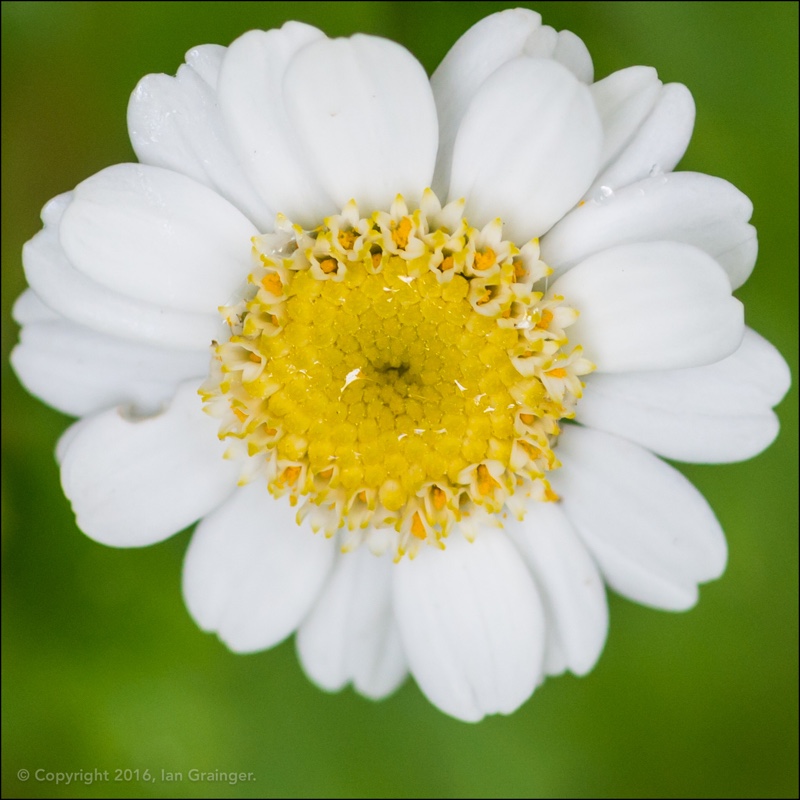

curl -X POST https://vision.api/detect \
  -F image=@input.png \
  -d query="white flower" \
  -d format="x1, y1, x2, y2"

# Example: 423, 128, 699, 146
11, 8, 790, 722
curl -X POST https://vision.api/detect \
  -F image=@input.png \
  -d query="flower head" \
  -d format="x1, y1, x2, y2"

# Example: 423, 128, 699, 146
11, 8, 790, 721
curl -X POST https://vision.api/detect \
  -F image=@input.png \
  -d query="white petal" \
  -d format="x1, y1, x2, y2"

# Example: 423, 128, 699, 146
41, 190, 72, 226
448, 58, 602, 242
393, 529, 544, 722
217, 24, 333, 227
128, 49, 271, 229
505, 503, 608, 677
184, 44, 226, 89
542, 172, 757, 288
297, 546, 407, 700
430, 9, 592, 196
59, 164, 257, 313
11, 289, 59, 324
11, 319, 209, 417
551, 242, 744, 372
23, 223, 220, 351
588, 83, 695, 195
553, 425, 727, 611
432, 5, 542, 195
576, 328, 790, 463
283, 34, 438, 212
55, 417, 92, 466
523, 27, 593, 83
183, 484, 336, 654
58, 382, 239, 547
589, 66, 662, 174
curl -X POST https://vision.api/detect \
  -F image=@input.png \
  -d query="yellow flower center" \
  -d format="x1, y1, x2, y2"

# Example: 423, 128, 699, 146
202, 191, 592, 557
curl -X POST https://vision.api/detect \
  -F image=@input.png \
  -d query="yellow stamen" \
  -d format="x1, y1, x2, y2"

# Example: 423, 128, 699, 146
476, 464, 500, 496
473, 248, 496, 271
338, 230, 357, 250
279, 466, 301, 486
519, 440, 540, 459
262, 273, 283, 296
391, 217, 413, 249
319, 258, 338, 274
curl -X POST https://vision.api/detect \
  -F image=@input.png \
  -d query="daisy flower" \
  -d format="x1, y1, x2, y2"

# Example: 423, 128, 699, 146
11, 8, 790, 722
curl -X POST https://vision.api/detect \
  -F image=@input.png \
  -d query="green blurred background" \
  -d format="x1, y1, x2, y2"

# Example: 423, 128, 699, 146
2, 2, 797, 797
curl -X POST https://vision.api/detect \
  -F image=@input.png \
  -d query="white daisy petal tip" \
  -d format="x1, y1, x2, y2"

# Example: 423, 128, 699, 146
11, 9, 789, 723
576, 328, 792, 464
58, 382, 239, 548
505, 503, 609, 677
296, 546, 407, 702
542, 172, 759, 288
448, 56, 602, 241
551, 241, 746, 373
182, 485, 336, 654
59, 163, 259, 313
281, 32, 438, 213
127, 49, 272, 230
430, 7, 593, 195
393, 531, 545, 722
553, 426, 729, 612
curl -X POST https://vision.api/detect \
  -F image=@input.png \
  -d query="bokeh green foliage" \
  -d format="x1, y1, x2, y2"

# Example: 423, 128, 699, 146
2, 2, 797, 797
